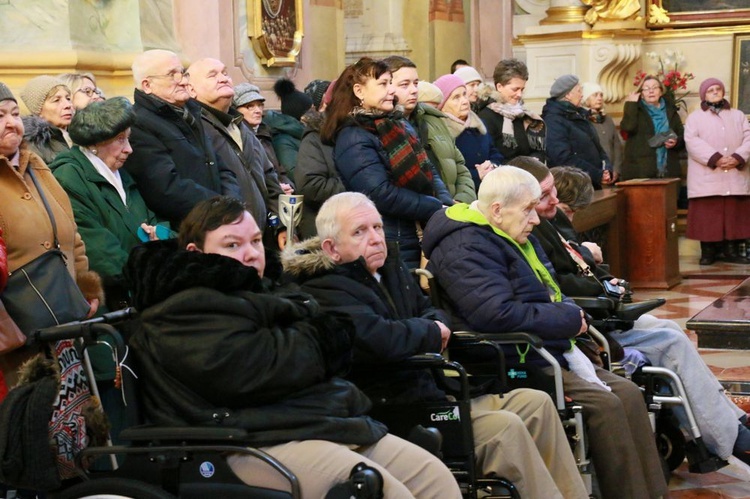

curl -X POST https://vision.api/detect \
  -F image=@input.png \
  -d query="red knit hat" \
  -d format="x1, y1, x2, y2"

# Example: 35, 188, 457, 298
699, 78, 724, 102
433, 74, 466, 110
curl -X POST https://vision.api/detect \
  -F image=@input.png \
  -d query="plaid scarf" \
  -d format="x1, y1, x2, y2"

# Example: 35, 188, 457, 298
353, 111, 434, 196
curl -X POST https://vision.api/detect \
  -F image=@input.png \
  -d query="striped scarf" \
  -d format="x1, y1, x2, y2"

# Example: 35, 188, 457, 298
354, 112, 434, 195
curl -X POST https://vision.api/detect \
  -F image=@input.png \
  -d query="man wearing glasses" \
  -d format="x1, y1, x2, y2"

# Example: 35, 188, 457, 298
124, 49, 240, 227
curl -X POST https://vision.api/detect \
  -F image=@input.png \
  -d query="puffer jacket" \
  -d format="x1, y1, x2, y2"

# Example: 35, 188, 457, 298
542, 98, 611, 189
22, 116, 69, 165
422, 205, 582, 366
295, 110, 344, 239
333, 119, 450, 269
282, 238, 448, 403
125, 240, 387, 447
263, 110, 305, 179
411, 104, 476, 203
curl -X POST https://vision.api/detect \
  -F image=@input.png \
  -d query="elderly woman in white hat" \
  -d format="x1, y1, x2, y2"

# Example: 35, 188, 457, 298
581, 82, 623, 180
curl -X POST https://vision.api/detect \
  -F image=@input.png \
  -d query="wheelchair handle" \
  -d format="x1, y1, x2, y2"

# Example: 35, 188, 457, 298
29, 307, 135, 348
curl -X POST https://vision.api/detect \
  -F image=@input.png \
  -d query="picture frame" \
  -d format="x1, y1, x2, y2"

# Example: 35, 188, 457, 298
247, 0, 304, 67
732, 34, 750, 118
647, 1, 750, 29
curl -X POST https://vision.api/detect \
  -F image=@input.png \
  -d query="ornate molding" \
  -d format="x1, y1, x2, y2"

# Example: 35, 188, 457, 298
595, 43, 641, 102
539, 5, 588, 25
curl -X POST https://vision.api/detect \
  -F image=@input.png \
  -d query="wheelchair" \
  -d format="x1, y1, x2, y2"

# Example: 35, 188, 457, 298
576, 295, 727, 474
0, 310, 382, 499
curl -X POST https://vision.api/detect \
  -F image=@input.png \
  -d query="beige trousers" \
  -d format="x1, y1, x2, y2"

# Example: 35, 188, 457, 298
471, 388, 588, 499
227, 433, 462, 498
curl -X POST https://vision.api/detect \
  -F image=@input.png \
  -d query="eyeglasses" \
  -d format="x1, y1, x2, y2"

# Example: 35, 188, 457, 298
76, 88, 103, 98
147, 69, 190, 83
641, 86, 661, 92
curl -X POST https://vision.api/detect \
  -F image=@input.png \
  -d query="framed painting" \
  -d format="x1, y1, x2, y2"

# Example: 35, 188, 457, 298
647, 0, 750, 28
732, 34, 750, 117
248, 0, 304, 67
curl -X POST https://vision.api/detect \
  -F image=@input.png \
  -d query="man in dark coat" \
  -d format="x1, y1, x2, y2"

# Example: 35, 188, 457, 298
422, 166, 668, 499
124, 50, 241, 227
125, 195, 460, 498
282, 192, 587, 499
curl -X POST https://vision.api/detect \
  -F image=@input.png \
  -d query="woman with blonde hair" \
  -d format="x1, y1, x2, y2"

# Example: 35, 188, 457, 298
57, 72, 104, 110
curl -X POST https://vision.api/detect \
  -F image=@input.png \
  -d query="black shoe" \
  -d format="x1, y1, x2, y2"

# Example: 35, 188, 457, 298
722, 240, 750, 264
700, 242, 716, 265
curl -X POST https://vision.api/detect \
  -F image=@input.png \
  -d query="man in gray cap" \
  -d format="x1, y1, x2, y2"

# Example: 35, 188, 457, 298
123, 49, 241, 227
542, 74, 613, 188
234, 82, 293, 192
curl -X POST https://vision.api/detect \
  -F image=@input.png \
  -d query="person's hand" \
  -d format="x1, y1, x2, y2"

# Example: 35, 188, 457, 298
86, 298, 100, 319
718, 155, 740, 170
601, 169, 613, 185
664, 138, 678, 149
476, 160, 495, 180
280, 183, 294, 195
140, 223, 159, 241
581, 241, 603, 264
625, 91, 640, 103
578, 310, 588, 335
435, 320, 452, 352
608, 277, 626, 296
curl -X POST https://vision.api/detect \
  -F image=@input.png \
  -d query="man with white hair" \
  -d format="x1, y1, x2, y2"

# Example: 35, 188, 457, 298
422, 166, 669, 499
187, 58, 284, 239
124, 49, 240, 227
282, 191, 588, 499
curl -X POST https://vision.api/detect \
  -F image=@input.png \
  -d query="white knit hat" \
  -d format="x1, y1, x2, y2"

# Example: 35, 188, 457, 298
581, 82, 603, 106
454, 66, 483, 85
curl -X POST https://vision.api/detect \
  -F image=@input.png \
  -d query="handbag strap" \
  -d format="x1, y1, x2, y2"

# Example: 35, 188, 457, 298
27, 167, 60, 249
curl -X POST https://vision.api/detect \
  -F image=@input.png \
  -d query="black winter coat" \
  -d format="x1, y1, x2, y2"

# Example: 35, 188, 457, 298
283, 240, 448, 403
123, 90, 241, 227
125, 240, 387, 447
199, 103, 284, 232
22, 116, 69, 165
542, 98, 611, 189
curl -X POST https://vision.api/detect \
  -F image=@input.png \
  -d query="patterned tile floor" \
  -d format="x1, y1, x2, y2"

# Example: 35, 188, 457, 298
632, 238, 750, 497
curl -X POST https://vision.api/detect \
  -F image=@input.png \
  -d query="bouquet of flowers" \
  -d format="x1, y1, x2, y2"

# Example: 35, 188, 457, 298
633, 49, 694, 109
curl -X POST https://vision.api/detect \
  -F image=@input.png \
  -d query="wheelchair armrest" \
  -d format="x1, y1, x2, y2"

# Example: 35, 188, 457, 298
453, 331, 544, 349
615, 299, 666, 322
572, 296, 615, 312
396, 352, 452, 369
120, 425, 250, 442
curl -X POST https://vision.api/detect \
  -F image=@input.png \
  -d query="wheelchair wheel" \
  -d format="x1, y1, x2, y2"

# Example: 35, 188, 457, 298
54, 478, 175, 499
655, 418, 687, 471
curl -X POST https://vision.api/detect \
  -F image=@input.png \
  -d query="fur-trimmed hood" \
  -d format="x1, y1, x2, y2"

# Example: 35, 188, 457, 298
125, 239, 265, 311
301, 109, 325, 134
22, 116, 63, 147
281, 237, 335, 280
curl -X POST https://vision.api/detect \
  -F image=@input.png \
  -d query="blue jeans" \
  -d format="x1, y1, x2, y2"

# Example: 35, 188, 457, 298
616, 314, 745, 458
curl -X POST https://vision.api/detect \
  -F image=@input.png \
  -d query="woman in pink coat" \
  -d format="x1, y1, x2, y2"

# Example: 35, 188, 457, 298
685, 78, 750, 265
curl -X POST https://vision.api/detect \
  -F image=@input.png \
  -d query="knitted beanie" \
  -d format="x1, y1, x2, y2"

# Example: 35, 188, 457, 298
581, 82, 603, 106
417, 81, 444, 107
68, 97, 136, 146
550, 74, 579, 99
699, 78, 725, 102
433, 74, 466, 110
0, 83, 16, 103
304, 79, 331, 111
21, 75, 67, 115
233, 83, 265, 108
273, 78, 312, 121
454, 66, 483, 85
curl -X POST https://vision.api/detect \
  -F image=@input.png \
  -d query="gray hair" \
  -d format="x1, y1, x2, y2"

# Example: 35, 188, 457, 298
492, 59, 529, 86
477, 166, 541, 215
132, 49, 179, 89
317, 192, 378, 242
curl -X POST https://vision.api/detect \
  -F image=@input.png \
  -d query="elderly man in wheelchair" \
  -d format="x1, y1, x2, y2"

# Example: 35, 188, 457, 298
120, 195, 462, 498
421, 166, 670, 499
512, 158, 750, 470
282, 191, 588, 498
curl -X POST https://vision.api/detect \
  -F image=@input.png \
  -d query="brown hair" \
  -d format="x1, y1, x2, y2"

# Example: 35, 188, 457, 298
493, 59, 529, 86
382, 55, 417, 74
178, 196, 249, 250
507, 156, 549, 182
550, 166, 594, 212
637, 75, 664, 94
320, 57, 390, 144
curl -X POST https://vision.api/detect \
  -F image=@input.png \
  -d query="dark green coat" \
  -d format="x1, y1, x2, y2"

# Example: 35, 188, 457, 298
49, 147, 160, 284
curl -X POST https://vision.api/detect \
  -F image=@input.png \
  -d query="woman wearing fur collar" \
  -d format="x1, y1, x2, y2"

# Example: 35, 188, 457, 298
20, 75, 74, 165
433, 73, 505, 192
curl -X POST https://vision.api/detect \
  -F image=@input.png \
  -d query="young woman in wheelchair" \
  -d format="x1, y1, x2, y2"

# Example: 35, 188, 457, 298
125, 196, 461, 498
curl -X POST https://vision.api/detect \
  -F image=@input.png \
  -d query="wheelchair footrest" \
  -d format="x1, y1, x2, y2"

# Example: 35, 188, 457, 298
685, 438, 728, 474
